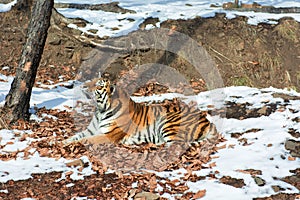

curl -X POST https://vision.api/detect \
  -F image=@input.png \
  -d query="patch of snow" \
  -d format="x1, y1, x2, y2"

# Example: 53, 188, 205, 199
0, 78, 78, 111
0, 0, 17, 12
2, 1, 300, 37
2, 66, 10, 70
53, 0, 300, 37
0, 72, 299, 199
131, 181, 138, 188
66, 183, 75, 187
0, 189, 8, 194
0, 152, 66, 183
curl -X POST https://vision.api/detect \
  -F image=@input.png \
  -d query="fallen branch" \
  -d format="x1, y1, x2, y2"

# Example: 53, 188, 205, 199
73, 35, 131, 53
209, 46, 237, 64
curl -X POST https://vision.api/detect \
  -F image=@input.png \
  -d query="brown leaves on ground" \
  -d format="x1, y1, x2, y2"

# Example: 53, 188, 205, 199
82, 132, 223, 172
0, 103, 224, 199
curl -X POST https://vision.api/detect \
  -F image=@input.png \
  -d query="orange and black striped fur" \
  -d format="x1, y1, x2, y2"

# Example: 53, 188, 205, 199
64, 78, 218, 146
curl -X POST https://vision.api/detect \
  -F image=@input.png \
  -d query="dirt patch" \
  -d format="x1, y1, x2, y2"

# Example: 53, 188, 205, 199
160, 14, 300, 90
220, 102, 278, 119
219, 176, 245, 188
281, 168, 300, 191
285, 139, 300, 157
288, 128, 300, 138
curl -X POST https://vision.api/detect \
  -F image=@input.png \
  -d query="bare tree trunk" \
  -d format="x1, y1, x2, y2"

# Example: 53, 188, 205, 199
234, 0, 239, 7
2, 0, 54, 123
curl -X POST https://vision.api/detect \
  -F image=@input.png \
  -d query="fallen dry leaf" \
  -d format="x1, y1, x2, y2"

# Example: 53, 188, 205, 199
168, 25, 177, 35
216, 144, 226, 150
209, 162, 217, 168
193, 189, 206, 199
288, 156, 296, 161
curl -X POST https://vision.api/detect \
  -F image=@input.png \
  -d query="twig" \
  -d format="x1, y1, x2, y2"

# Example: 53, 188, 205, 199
209, 46, 237, 64
73, 35, 131, 53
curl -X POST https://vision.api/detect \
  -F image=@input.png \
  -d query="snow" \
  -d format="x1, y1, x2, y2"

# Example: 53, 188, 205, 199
0, 75, 77, 110
188, 180, 250, 200
3, 0, 299, 37
53, 0, 300, 37
0, 74, 299, 198
0, 0, 16, 12
1, 0, 300, 198
0, 126, 95, 183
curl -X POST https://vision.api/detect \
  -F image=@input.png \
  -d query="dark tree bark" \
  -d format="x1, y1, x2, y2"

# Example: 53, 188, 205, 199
2, 0, 54, 123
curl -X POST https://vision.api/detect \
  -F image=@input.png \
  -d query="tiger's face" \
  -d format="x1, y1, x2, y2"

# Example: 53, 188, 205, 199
94, 78, 115, 112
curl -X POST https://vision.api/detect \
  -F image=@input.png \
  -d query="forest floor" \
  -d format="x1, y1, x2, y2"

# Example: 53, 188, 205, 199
0, 2, 299, 200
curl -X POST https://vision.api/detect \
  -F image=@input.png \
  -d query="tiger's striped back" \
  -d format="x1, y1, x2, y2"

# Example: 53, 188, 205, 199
64, 78, 218, 146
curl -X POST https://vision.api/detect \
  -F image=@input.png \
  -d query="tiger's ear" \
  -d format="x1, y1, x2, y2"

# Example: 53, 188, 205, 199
110, 84, 115, 95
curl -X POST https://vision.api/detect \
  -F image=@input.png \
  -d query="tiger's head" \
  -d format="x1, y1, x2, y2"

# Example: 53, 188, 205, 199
94, 78, 115, 112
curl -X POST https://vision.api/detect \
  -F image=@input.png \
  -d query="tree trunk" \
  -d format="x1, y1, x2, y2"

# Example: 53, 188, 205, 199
234, 0, 239, 7
3, 0, 54, 123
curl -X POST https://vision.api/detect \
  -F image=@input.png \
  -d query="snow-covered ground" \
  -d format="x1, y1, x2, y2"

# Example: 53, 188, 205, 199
1, 0, 300, 37
0, 0, 16, 12
0, 75, 95, 183
0, 0, 300, 199
0, 73, 299, 199
56, 0, 300, 37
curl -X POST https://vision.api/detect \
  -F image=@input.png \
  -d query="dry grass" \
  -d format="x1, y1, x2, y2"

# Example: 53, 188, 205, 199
275, 19, 299, 43
256, 52, 282, 81
229, 75, 253, 86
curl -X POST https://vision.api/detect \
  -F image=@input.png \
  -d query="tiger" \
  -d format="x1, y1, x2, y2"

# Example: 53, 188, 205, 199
64, 78, 218, 146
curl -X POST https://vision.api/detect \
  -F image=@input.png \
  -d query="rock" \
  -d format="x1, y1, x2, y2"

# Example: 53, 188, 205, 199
253, 176, 266, 186
285, 139, 300, 157
285, 139, 298, 150
257, 106, 267, 115
139, 17, 160, 30
271, 185, 285, 192
87, 29, 98, 34
134, 192, 160, 200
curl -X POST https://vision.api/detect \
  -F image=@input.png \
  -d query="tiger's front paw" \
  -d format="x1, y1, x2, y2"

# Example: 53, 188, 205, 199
62, 135, 81, 147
